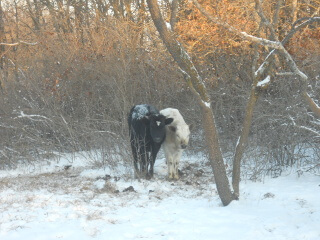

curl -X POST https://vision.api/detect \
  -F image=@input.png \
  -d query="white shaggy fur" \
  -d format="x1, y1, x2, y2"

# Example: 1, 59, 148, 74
160, 108, 192, 180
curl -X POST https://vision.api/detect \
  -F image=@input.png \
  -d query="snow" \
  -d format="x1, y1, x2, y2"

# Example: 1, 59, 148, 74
132, 104, 150, 120
307, 93, 320, 109
240, 32, 281, 49
235, 136, 240, 148
166, 22, 172, 31
257, 75, 271, 87
0, 152, 319, 240
255, 50, 275, 77
15, 111, 51, 122
131, 104, 158, 120
202, 101, 211, 108
178, 67, 190, 79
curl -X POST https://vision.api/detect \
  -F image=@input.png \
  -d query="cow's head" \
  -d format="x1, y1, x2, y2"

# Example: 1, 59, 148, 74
145, 114, 174, 143
168, 124, 193, 149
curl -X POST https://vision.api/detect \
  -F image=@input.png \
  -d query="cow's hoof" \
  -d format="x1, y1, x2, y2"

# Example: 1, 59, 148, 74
167, 176, 179, 181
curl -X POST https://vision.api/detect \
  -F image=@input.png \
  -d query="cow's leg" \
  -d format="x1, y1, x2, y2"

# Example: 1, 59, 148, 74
172, 151, 182, 180
138, 148, 148, 178
131, 141, 140, 178
149, 144, 160, 179
172, 156, 178, 180
148, 149, 156, 179
163, 145, 173, 180
145, 151, 151, 179
163, 146, 175, 180
134, 138, 149, 179
167, 155, 175, 180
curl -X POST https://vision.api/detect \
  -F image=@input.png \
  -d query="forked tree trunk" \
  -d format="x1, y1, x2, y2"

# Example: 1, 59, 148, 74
146, 0, 235, 206
194, 0, 320, 199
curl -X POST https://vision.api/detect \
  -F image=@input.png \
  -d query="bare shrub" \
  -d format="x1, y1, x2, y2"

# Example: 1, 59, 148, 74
0, 19, 189, 170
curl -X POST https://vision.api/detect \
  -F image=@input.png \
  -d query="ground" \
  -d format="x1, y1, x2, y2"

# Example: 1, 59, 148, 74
0, 152, 319, 240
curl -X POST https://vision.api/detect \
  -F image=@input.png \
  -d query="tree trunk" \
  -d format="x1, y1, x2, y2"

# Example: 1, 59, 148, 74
43, 0, 60, 33
146, 0, 235, 206
0, 0, 7, 90
200, 102, 235, 206
26, 0, 41, 32
170, 0, 179, 31
232, 86, 259, 199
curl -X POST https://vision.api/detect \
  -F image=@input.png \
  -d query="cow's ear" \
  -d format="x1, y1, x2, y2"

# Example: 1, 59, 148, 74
169, 126, 176, 132
189, 124, 194, 131
165, 118, 174, 125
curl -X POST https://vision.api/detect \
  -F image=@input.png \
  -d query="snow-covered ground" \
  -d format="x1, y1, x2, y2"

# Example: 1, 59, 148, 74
0, 152, 319, 240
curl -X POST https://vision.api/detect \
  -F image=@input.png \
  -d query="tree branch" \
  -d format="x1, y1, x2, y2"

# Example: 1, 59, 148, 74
192, 0, 283, 49
302, 92, 320, 118
191, 0, 320, 82
0, 40, 38, 46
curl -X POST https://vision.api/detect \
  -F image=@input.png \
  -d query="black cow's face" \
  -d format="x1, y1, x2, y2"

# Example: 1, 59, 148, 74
148, 114, 173, 143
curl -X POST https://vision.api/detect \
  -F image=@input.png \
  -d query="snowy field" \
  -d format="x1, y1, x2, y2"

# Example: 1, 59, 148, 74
0, 152, 319, 240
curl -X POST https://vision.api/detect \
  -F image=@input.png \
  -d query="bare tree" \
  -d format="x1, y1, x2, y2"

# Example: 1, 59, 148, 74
193, 0, 320, 198
146, 0, 236, 206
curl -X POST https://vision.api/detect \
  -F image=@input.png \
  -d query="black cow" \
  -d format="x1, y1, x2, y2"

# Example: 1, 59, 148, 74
128, 104, 173, 179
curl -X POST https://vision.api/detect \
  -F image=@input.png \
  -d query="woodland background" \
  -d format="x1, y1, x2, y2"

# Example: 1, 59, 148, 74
0, 0, 319, 179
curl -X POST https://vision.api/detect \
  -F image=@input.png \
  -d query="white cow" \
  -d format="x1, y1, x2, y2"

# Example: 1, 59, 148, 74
160, 108, 192, 180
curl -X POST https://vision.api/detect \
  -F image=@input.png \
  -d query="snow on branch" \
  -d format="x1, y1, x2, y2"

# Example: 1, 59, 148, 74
201, 100, 211, 108
257, 75, 270, 87
192, 0, 283, 50
192, 0, 318, 84
276, 72, 297, 76
239, 32, 281, 49
166, 21, 172, 31
255, 17, 320, 79
297, 126, 320, 137
15, 111, 51, 122
289, 116, 320, 137
192, 0, 320, 119
254, 50, 275, 78
0, 41, 38, 46
278, 47, 308, 81
292, 17, 320, 31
